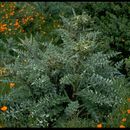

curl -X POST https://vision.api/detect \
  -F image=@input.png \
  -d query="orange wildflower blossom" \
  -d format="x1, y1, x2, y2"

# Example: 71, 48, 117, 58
97, 123, 102, 128
10, 11, 14, 16
14, 19, 20, 28
119, 125, 125, 128
22, 16, 34, 25
2, 24, 7, 27
121, 118, 126, 122
0, 23, 7, 32
127, 109, 130, 114
0, 106, 8, 112
9, 82, 15, 88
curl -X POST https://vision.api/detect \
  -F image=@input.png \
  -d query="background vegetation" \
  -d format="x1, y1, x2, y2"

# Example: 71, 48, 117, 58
0, 2, 130, 128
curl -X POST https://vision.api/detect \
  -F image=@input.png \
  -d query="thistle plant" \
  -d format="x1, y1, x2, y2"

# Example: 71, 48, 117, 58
0, 11, 127, 128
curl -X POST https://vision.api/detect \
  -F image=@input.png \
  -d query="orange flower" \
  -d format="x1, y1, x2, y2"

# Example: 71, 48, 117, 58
14, 20, 20, 28
0, 24, 7, 32
119, 125, 125, 128
97, 123, 102, 128
127, 98, 130, 102
0, 106, 8, 112
2, 24, 7, 27
127, 109, 130, 114
10, 11, 14, 16
22, 18, 27, 24
121, 118, 126, 122
9, 82, 15, 88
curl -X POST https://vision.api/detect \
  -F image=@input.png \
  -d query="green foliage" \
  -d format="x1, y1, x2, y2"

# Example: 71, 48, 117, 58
65, 101, 79, 118
0, 12, 127, 128
55, 116, 95, 128
0, 2, 130, 128
32, 2, 74, 18
0, 38, 18, 65
83, 2, 130, 59
125, 57, 130, 84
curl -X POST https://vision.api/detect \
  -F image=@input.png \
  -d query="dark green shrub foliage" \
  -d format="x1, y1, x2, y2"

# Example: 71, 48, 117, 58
0, 12, 127, 128
85, 2, 130, 58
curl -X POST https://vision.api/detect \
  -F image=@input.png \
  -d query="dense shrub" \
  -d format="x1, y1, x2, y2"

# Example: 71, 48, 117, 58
0, 12, 127, 128
0, 2, 130, 128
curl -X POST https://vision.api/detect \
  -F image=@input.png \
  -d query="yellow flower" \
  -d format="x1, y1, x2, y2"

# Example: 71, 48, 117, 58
0, 106, 8, 112
9, 82, 15, 88
97, 123, 102, 128
119, 125, 125, 128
